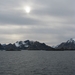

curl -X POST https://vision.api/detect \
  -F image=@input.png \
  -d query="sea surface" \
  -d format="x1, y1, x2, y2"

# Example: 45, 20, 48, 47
0, 50, 75, 75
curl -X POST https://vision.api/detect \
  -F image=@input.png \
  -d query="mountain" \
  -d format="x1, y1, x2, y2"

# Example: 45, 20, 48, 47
0, 40, 54, 51
14, 40, 34, 50
56, 38, 75, 50
0, 44, 4, 50
3, 43, 20, 51
1, 38, 75, 51
27, 41, 54, 50
14, 40, 54, 50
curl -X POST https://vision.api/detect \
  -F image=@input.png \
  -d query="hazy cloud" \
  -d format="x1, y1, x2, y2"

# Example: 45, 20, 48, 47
0, 0, 75, 46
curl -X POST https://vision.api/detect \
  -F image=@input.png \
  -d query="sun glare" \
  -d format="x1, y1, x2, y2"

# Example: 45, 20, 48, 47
24, 6, 31, 13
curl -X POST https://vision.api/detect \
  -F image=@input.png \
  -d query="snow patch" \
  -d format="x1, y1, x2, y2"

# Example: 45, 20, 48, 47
25, 45, 29, 47
15, 42, 20, 47
73, 38, 75, 41
22, 41, 26, 45
67, 38, 75, 43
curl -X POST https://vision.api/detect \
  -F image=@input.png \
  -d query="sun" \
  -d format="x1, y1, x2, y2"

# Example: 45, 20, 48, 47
24, 6, 31, 13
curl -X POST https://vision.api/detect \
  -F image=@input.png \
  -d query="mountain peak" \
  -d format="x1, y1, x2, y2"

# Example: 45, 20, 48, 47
56, 38, 75, 50
67, 38, 75, 43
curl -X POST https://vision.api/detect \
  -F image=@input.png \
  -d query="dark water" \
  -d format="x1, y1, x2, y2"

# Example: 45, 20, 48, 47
0, 51, 75, 75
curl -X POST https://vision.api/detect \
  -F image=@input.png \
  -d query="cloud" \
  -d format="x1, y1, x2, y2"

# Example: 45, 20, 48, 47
0, 0, 75, 46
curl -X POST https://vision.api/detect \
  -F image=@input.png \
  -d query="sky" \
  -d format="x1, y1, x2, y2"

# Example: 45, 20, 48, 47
0, 0, 75, 46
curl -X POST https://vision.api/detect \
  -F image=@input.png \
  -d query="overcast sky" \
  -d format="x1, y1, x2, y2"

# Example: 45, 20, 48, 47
0, 0, 75, 46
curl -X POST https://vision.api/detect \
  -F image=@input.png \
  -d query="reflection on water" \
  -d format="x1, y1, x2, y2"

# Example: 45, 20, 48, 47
0, 51, 75, 75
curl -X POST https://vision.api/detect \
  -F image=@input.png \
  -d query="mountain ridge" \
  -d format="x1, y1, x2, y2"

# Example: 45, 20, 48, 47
0, 38, 75, 51
0, 40, 55, 51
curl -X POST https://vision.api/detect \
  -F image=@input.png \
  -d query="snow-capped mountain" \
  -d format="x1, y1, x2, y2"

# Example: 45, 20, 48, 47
0, 40, 54, 51
67, 38, 75, 43
14, 40, 54, 50
56, 38, 75, 50
14, 40, 34, 49
1, 38, 75, 51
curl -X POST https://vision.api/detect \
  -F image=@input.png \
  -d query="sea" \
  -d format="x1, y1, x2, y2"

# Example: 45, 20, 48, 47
0, 50, 75, 75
